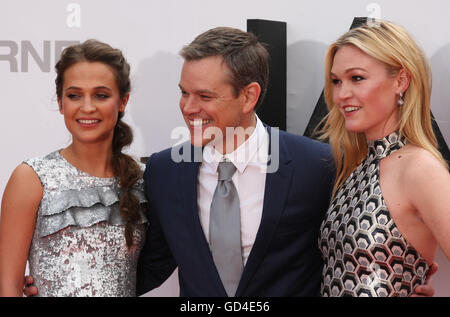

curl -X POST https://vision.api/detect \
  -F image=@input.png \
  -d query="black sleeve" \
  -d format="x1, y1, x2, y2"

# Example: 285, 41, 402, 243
135, 157, 177, 296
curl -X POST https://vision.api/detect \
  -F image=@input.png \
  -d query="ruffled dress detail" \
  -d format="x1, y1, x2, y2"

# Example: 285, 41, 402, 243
24, 151, 148, 297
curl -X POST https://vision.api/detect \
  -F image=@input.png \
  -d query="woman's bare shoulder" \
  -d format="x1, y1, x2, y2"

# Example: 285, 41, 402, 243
3, 163, 43, 204
400, 144, 448, 173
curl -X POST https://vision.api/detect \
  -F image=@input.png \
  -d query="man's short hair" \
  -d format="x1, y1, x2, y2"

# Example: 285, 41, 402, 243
180, 27, 269, 110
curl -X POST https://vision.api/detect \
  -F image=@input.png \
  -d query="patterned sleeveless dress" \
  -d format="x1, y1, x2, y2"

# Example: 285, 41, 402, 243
319, 132, 429, 297
24, 150, 148, 297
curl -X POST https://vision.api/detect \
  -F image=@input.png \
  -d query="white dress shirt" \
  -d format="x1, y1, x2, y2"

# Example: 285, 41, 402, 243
197, 116, 269, 265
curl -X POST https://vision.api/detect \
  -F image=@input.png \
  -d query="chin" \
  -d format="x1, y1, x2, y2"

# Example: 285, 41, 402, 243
344, 123, 365, 134
73, 132, 113, 145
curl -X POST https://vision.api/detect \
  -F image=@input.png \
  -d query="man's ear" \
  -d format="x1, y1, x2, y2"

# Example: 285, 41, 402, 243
396, 68, 411, 94
242, 82, 261, 114
119, 93, 130, 113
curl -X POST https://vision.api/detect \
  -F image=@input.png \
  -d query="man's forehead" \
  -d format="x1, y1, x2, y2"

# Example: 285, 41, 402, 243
181, 55, 229, 72
180, 59, 233, 91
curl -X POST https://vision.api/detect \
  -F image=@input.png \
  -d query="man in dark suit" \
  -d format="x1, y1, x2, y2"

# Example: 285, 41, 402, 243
136, 26, 335, 297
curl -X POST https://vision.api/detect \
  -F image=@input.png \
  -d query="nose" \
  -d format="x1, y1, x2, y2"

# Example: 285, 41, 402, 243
335, 82, 353, 101
180, 94, 200, 115
80, 96, 96, 113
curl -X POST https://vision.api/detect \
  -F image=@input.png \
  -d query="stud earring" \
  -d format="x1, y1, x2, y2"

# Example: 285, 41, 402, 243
398, 92, 404, 106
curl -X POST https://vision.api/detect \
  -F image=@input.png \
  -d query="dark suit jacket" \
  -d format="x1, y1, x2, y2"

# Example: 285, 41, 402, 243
136, 127, 334, 296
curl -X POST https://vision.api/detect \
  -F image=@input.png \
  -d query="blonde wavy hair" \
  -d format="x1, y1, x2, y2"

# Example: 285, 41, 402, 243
318, 20, 447, 197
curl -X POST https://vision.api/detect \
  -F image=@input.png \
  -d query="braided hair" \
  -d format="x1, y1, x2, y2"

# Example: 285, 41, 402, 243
55, 39, 142, 247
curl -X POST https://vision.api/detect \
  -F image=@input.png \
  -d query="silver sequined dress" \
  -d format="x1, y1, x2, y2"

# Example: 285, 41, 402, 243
24, 151, 148, 297
319, 132, 429, 297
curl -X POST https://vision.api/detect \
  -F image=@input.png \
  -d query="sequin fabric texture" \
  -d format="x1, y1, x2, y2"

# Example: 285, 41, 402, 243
24, 151, 148, 297
319, 132, 429, 297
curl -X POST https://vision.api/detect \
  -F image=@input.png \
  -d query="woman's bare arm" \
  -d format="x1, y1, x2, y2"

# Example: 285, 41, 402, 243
0, 164, 42, 296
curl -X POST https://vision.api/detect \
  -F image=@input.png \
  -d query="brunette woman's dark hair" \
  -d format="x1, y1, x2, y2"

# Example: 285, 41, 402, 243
55, 39, 141, 247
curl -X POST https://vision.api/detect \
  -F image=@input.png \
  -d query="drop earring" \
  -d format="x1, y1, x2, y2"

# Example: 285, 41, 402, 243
398, 92, 404, 106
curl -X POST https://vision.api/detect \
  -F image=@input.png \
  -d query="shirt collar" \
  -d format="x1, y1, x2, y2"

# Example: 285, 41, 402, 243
202, 115, 268, 174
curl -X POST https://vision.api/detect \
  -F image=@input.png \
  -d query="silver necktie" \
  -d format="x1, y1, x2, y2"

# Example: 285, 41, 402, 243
209, 161, 243, 296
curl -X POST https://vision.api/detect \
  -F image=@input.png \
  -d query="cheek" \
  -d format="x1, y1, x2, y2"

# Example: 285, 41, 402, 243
60, 101, 75, 117
201, 103, 218, 119
363, 84, 395, 110
61, 106, 76, 132
332, 87, 339, 104
179, 97, 185, 110
105, 102, 122, 120
111, 111, 122, 127
111, 112, 119, 124
354, 83, 379, 106
214, 110, 235, 128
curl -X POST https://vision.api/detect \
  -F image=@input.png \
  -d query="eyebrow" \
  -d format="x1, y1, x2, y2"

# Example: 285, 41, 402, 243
178, 84, 218, 96
65, 86, 113, 91
330, 67, 367, 77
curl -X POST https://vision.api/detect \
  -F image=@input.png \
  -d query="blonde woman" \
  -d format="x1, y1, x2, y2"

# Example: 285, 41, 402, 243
318, 20, 450, 297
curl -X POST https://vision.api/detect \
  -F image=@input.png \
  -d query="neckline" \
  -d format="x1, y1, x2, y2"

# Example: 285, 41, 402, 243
55, 150, 117, 180
367, 131, 407, 160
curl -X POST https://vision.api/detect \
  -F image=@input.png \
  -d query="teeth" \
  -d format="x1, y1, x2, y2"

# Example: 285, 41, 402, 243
78, 119, 99, 124
344, 107, 361, 113
189, 119, 211, 127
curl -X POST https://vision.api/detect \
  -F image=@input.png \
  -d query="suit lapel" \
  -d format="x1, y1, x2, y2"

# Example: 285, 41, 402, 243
236, 127, 293, 296
178, 159, 202, 240
178, 144, 227, 295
